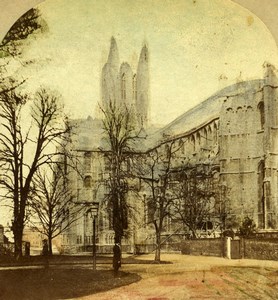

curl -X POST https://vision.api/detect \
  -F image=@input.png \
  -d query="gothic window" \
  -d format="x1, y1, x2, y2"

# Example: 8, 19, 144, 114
91, 159, 99, 181
196, 132, 201, 150
84, 176, 92, 188
258, 102, 265, 129
147, 200, 156, 224
132, 74, 137, 100
191, 135, 195, 152
203, 128, 207, 146
258, 160, 265, 228
121, 73, 126, 101
108, 208, 113, 230
84, 152, 92, 172
165, 144, 171, 159
213, 123, 218, 144
76, 235, 82, 244
207, 126, 212, 146
179, 139, 185, 154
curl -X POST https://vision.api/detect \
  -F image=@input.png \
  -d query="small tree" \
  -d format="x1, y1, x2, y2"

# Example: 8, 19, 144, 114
137, 141, 180, 262
100, 101, 140, 244
172, 166, 219, 238
30, 166, 78, 255
239, 216, 256, 237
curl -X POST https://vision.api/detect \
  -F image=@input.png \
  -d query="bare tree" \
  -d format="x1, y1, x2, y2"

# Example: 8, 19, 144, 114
172, 166, 221, 238
100, 101, 141, 245
0, 88, 71, 258
137, 141, 180, 262
29, 165, 79, 255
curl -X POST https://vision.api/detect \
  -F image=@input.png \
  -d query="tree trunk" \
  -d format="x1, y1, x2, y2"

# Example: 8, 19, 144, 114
13, 224, 23, 259
154, 229, 161, 262
192, 230, 197, 239
48, 236, 53, 256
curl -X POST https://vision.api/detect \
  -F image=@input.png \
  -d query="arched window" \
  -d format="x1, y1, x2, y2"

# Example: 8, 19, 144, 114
165, 144, 170, 159
196, 132, 201, 150
132, 74, 137, 101
84, 152, 91, 172
84, 176, 92, 188
179, 139, 185, 154
207, 126, 212, 146
258, 102, 265, 129
191, 135, 195, 152
213, 123, 218, 144
121, 73, 126, 100
203, 128, 207, 146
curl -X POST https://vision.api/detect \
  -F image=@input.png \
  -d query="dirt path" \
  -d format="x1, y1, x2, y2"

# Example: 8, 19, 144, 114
75, 254, 278, 300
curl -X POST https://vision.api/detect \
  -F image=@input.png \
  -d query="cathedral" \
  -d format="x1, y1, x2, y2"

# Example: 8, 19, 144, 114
61, 38, 278, 253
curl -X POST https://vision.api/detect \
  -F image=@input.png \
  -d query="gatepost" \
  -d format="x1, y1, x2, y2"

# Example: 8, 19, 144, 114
226, 237, 231, 259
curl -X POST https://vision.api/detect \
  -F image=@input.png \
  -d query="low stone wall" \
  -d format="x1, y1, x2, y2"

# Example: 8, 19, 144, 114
134, 243, 181, 254
180, 237, 278, 261
180, 238, 224, 257
244, 239, 278, 261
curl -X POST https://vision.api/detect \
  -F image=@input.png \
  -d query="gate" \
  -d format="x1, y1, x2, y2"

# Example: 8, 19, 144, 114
231, 239, 241, 259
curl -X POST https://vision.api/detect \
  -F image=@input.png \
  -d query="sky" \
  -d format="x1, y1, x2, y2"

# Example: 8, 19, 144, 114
11, 0, 278, 126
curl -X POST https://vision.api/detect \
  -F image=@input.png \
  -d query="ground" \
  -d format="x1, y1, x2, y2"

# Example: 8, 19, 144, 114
89, 254, 278, 300
0, 254, 277, 299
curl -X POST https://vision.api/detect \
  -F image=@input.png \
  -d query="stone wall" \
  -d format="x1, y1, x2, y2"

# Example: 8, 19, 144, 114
244, 239, 278, 260
180, 238, 224, 257
180, 237, 278, 261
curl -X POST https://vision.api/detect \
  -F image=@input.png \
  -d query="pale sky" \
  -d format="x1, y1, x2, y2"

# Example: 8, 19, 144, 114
12, 0, 278, 125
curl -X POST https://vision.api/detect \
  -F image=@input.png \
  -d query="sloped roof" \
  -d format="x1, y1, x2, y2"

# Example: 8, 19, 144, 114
143, 79, 264, 150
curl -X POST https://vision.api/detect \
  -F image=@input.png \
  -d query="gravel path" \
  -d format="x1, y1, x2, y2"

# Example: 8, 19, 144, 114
75, 254, 278, 300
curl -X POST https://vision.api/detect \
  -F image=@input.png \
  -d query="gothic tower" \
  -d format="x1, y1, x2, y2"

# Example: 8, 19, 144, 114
101, 38, 150, 128
136, 45, 149, 127
101, 37, 120, 108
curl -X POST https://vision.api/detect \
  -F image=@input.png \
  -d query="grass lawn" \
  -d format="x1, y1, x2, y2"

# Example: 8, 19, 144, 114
0, 254, 172, 267
0, 268, 141, 300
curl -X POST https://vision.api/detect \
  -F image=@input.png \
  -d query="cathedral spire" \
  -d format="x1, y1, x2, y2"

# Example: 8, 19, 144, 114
136, 44, 150, 127
107, 36, 120, 70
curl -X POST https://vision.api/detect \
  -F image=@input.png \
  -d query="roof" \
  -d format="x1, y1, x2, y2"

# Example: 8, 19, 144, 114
143, 79, 264, 150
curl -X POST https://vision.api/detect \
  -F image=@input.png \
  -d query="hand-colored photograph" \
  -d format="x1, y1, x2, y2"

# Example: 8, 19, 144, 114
0, 0, 277, 299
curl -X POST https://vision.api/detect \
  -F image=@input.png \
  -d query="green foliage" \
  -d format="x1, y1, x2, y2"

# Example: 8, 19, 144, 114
239, 216, 256, 237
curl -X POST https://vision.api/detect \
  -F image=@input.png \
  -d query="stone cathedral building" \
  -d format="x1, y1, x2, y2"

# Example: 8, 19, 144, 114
61, 37, 278, 253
